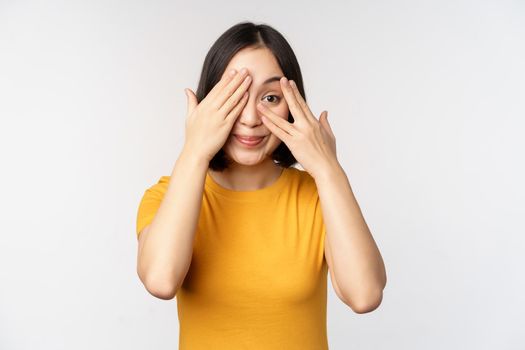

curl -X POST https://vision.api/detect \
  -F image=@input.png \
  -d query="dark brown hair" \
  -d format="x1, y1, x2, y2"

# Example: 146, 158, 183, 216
195, 21, 307, 171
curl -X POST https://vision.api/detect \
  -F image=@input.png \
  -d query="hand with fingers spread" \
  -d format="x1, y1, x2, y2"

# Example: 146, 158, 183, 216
183, 67, 252, 163
256, 77, 338, 180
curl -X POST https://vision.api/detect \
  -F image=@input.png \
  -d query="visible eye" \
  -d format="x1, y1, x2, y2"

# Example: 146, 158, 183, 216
262, 95, 281, 104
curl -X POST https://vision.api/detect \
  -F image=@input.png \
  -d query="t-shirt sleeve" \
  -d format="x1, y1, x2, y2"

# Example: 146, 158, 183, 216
311, 189, 327, 263
136, 176, 170, 238
301, 170, 327, 265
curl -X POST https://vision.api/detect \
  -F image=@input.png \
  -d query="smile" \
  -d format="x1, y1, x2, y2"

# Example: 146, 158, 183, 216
234, 135, 266, 147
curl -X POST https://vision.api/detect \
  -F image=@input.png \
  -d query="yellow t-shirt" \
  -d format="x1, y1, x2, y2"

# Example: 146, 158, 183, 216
136, 166, 328, 349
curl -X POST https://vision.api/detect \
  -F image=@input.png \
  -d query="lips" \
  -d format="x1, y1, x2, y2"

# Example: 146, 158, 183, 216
235, 135, 265, 141
234, 134, 266, 146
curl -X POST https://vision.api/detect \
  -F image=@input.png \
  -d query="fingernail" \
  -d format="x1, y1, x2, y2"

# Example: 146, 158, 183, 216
290, 80, 296, 88
229, 69, 237, 76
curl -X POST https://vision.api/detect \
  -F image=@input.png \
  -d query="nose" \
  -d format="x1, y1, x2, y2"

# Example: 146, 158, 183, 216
236, 93, 263, 128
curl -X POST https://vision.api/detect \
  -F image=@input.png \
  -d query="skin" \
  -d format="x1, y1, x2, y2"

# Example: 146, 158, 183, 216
210, 46, 387, 313
257, 68, 387, 313
207, 47, 289, 191
138, 46, 387, 313
136, 48, 290, 301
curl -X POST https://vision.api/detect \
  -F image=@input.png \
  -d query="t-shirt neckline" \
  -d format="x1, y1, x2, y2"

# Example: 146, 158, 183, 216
205, 167, 290, 201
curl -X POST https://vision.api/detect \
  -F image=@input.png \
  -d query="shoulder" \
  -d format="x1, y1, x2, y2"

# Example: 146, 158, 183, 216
288, 166, 317, 185
158, 175, 170, 185
285, 167, 319, 199
142, 175, 170, 197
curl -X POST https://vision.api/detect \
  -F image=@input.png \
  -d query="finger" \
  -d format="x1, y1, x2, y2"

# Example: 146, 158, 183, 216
288, 80, 317, 124
225, 90, 249, 124
257, 103, 295, 136
185, 88, 198, 116
279, 77, 310, 125
319, 110, 335, 138
212, 68, 250, 110
205, 68, 238, 103
219, 74, 252, 116
260, 113, 291, 144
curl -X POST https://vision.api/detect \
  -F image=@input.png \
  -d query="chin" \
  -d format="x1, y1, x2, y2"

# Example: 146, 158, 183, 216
223, 138, 280, 166
223, 147, 267, 166
229, 155, 266, 166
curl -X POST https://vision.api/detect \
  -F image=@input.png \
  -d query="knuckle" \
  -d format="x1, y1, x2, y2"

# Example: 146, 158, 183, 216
210, 100, 220, 111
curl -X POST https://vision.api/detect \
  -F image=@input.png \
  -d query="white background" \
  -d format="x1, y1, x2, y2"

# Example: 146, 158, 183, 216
1, 0, 524, 349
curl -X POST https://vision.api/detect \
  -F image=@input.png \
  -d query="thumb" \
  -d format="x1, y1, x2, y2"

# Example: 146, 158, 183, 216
185, 88, 198, 116
319, 110, 334, 137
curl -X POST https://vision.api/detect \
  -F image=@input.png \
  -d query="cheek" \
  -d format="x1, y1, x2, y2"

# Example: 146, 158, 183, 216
261, 105, 289, 126
261, 105, 290, 136
275, 104, 289, 119
267, 134, 281, 146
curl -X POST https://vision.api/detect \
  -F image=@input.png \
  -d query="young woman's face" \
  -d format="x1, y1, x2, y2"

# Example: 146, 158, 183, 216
220, 47, 289, 167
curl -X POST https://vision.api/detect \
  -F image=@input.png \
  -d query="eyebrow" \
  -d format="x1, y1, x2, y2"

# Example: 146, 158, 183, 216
262, 76, 283, 85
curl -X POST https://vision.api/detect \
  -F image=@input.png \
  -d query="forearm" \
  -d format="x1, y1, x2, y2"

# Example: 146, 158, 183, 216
138, 147, 208, 297
315, 162, 387, 305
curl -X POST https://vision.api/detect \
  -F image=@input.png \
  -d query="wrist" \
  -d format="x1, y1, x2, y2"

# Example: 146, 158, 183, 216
179, 146, 210, 171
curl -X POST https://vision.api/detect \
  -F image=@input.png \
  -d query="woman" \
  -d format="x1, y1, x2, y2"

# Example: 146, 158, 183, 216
136, 21, 387, 349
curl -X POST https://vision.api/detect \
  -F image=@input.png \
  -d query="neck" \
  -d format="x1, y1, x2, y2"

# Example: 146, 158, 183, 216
208, 159, 283, 191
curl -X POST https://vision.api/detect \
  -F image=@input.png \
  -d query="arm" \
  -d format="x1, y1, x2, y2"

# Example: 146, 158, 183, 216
137, 147, 208, 300
254, 75, 386, 312
316, 161, 387, 313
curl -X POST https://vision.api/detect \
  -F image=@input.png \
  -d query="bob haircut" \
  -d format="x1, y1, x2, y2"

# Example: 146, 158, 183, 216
196, 21, 307, 171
